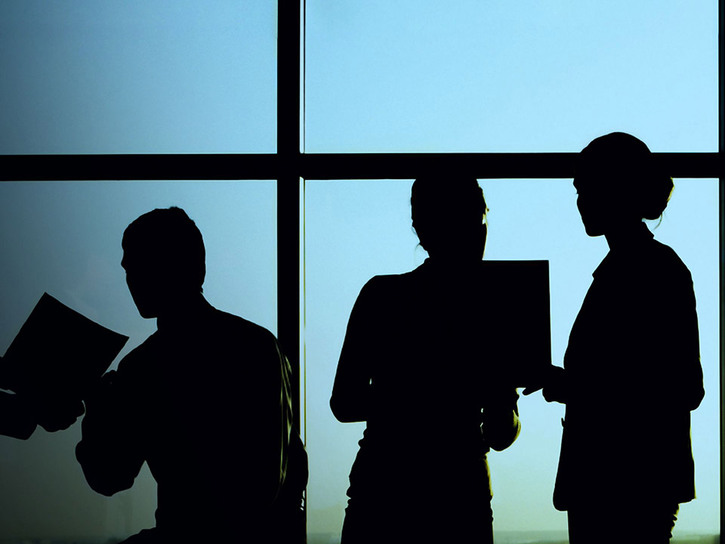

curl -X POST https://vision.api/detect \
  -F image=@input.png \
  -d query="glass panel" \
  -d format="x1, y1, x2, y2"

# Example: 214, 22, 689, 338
0, 1, 277, 154
0, 180, 276, 541
303, 179, 719, 542
305, 1, 718, 152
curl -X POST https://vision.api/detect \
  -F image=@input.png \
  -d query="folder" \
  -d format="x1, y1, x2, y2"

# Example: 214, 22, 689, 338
480, 260, 552, 388
0, 293, 128, 395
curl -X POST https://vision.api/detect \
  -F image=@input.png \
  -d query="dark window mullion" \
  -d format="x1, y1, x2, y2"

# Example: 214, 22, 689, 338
0, 154, 278, 182
0, 152, 718, 183
300, 152, 720, 180
719, 0, 725, 539
277, 0, 303, 429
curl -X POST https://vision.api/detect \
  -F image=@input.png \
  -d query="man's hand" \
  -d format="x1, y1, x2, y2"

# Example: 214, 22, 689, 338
29, 391, 86, 432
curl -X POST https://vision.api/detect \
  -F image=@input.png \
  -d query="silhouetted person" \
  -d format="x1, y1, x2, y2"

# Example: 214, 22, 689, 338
0, 355, 85, 438
76, 207, 307, 543
530, 133, 704, 543
330, 177, 520, 544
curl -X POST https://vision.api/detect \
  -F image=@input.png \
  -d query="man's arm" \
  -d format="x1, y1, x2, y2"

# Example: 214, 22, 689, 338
75, 370, 145, 496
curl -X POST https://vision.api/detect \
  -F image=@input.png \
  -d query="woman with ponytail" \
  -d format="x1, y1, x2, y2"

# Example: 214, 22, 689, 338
331, 176, 520, 544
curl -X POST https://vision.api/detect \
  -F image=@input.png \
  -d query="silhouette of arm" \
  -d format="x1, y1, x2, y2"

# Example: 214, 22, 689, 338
76, 369, 145, 496
0, 390, 37, 439
481, 387, 521, 451
330, 280, 380, 423
541, 366, 569, 404
523, 364, 569, 402
243, 334, 298, 505
618, 261, 704, 412
658, 267, 704, 411
0, 355, 36, 439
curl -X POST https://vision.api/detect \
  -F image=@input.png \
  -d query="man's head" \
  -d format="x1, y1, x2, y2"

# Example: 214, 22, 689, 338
121, 207, 205, 318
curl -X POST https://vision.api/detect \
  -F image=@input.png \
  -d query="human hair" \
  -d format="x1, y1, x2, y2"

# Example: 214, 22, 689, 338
410, 175, 487, 255
578, 132, 674, 221
122, 207, 206, 292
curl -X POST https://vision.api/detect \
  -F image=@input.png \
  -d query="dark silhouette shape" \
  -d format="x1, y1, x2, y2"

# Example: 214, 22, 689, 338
0, 362, 37, 438
1, 354, 87, 438
2, 352, 83, 438
76, 207, 308, 543
330, 177, 521, 544
529, 132, 704, 543
0, 386, 84, 437
0, 293, 127, 439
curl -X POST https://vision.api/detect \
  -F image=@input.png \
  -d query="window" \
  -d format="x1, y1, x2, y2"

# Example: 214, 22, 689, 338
0, 1, 721, 542
303, 178, 720, 539
0, 180, 276, 537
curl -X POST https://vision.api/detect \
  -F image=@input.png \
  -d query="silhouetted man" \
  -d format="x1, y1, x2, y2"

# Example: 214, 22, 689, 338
76, 207, 307, 543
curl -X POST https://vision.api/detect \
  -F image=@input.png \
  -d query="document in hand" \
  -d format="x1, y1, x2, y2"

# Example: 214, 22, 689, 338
481, 260, 551, 388
0, 293, 128, 395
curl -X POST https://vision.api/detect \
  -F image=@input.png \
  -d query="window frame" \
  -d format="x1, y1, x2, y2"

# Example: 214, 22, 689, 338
0, 0, 722, 538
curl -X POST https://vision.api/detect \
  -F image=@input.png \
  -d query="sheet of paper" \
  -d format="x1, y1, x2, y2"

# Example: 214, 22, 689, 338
0, 293, 128, 395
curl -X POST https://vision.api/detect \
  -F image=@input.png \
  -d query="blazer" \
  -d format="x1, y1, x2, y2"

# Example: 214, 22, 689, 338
553, 225, 704, 510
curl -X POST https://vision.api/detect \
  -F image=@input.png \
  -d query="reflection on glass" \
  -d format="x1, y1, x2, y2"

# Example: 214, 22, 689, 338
305, 1, 717, 152
0, 1, 277, 154
0, 181, 276, 541
303, 179, 719, 542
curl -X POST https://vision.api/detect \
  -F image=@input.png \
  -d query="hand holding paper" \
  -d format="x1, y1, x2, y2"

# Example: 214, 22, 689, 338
0, 293, 128, 436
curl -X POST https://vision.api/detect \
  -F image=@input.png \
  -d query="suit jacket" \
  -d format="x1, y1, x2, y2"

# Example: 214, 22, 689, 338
76, 300, 307, 541
554, 225, 704, 510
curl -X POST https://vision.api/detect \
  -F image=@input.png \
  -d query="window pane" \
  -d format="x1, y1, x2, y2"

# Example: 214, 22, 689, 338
0, 180, 276, 541
303, 179, 719, 542
305, 1, 718, 152
0, 1, 277, 154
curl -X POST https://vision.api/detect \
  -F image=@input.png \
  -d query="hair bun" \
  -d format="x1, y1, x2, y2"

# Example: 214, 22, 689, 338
640, 172, 674, 220
581, 132, 673, 220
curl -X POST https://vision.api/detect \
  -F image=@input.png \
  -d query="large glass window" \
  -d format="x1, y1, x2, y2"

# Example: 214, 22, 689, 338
303, 178, 720, 541
305, 1, 718, 153
0, 181, 276, 540
0, 1, 277, 154
0, 0, 721, 542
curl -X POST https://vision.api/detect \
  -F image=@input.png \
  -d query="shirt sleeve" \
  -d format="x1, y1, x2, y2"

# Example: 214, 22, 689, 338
330, 278, 380, 423
481, 386, 521, 451
659, 266, 704, 411
75, 368, 145, 497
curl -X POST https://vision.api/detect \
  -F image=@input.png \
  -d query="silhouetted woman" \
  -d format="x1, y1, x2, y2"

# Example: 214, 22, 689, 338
541, 133, 704, 543
330, 177, 521, 544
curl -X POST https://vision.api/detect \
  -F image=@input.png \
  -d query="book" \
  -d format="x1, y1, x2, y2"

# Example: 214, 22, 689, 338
0, 293, 128, 395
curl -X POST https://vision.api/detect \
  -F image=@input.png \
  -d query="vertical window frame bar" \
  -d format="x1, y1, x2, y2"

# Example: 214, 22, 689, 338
277, 0, 303, 430
719, 0, 724, 537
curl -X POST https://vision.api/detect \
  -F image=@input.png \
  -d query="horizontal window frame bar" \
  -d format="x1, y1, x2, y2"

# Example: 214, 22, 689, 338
0, 152, 720, 181
301, 152, 722, 180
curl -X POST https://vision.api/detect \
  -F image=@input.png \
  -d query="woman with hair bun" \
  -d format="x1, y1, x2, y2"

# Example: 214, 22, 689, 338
331, 176, 521, 544
537, 132, 705, 543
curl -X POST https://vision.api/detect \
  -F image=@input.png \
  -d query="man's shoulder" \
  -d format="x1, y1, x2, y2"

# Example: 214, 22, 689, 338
115, 332, 160, 377
210, 308, 278, 345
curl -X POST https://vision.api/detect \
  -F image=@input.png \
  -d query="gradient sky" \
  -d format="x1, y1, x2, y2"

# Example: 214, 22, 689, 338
0, 0, 720, 540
